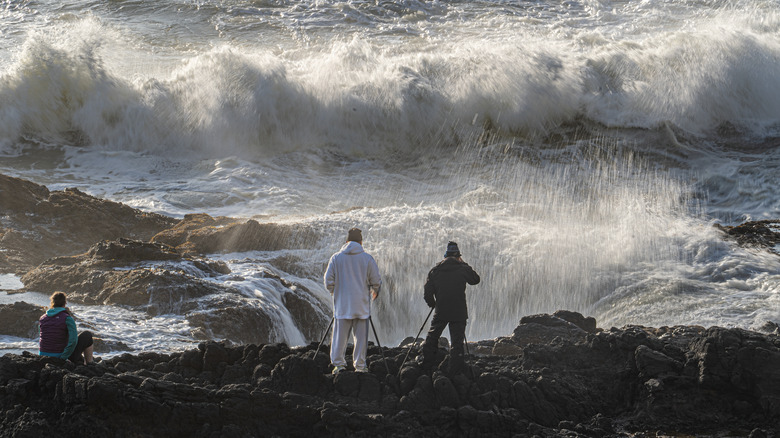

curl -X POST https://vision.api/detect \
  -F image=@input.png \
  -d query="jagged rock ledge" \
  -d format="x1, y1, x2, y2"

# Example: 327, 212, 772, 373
14, 237, 330, 345
2, 312, 778, 438
0, 174, 321, 276
715, 219, 780, 255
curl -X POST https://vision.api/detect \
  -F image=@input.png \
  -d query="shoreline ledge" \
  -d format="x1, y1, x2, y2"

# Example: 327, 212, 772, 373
2, 311, 778, 438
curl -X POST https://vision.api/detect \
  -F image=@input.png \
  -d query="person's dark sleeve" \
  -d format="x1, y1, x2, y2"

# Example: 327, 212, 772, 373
463, 264, 480, 285
423, 271, 436, 308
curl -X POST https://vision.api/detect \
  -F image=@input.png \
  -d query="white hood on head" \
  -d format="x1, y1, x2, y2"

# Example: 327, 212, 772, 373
324, 241, 382, 319
341, 241, 365, 255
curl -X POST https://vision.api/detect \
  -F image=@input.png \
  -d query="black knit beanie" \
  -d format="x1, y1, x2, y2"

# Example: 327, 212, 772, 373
445, 241, 461, 258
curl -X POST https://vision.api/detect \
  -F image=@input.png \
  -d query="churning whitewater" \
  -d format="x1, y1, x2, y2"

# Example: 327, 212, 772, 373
1, 0, 780, 357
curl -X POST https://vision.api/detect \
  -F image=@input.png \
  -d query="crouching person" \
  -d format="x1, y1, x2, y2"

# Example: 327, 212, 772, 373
39, 292, 94, 365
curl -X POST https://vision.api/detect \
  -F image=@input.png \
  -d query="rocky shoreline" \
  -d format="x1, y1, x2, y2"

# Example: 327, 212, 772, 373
0, 173, 331, 345
2, 173, 780, 436
1, 311, 779, 437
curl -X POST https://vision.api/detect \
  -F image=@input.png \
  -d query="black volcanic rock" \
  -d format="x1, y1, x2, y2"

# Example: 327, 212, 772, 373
715, 219, 780, 255
511, 312, 589, 346
553, 309, 598, 333
1, 314, 778, 438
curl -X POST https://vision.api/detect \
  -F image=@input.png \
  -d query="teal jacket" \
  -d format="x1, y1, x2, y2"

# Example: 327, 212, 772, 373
38, 307, 78, 359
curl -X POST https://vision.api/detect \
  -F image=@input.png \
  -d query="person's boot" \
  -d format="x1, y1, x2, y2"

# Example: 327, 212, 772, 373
420, 338, 438, 372
448, 352, 465, 376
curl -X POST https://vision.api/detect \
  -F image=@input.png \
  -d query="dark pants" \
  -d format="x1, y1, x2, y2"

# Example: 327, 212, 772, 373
68, 331, 93, 364
421, 316, 466, 373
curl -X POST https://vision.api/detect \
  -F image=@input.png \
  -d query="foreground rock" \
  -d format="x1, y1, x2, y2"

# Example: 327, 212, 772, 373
1, 313, 777, 438
0, 174, 177, 274
19, 238, 329, 344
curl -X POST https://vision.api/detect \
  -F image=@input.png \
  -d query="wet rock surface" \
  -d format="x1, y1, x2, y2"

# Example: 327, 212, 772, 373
20, 238, 235, 312
2, 174, 330, 345
1, 313, 778, 438
715, 219, 780, 255
0, 174, 322, 275
150, 213, 321, 255
18, 238, 328, 344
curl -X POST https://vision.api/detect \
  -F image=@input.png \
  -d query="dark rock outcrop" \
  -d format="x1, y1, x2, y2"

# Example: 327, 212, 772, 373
1, 313, 778, 438
0, 175, 324, 275
0, 174, 177, 274
0, 302, 44, 338
20, 238, 233, 313
0, 174, 334, 346
506, 311, 599, 347
19, 238, 329, 344
151, 213, 321, 255
715, 219, 780, 255
186, 296, 277, 345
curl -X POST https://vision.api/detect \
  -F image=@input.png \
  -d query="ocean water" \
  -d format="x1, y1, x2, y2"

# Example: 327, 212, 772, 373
2, 0, 780, 356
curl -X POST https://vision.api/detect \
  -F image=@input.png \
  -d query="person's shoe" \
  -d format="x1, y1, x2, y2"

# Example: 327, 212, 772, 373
355, 367, 369, 373
331, 365, 345, 375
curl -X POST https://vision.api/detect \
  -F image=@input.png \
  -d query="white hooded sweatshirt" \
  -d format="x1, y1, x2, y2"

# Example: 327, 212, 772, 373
324, 241, 382, 320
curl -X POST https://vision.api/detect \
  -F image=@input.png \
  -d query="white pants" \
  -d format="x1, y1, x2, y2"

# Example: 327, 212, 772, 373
330, 318, 369, 370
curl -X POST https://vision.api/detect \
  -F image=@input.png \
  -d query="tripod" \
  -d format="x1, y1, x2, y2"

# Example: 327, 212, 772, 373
313, 315, 390, 374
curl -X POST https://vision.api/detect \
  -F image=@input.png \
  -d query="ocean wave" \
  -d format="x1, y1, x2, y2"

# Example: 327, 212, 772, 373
582, 22, 780, 136
2, 8, 780, 159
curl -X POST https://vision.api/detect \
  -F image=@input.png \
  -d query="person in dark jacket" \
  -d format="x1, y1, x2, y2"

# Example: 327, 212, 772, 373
421, 241, 480, 374
39, 292, 94, 365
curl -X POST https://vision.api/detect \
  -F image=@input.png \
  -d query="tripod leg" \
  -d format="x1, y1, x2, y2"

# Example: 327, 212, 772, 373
463, 330, 475, 379
368, 316, 390, 374
397, 307, 434, 378
313, 317, 335, 361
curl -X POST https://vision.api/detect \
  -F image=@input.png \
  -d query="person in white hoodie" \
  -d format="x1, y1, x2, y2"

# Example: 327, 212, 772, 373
324, 227, 382, 373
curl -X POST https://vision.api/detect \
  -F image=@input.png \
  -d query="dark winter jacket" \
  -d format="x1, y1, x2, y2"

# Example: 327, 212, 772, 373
39, 307, 77, 359
424, 258, 480, 321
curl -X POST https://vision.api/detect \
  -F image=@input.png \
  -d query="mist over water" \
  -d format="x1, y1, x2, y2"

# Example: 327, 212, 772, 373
2, 0, 780, 354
